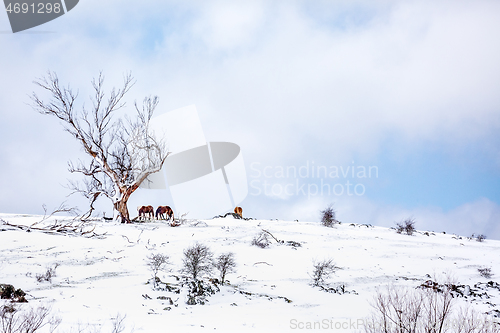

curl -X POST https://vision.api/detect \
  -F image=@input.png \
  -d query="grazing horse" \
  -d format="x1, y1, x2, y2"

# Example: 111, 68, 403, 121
156, 205, 174, 222
138, 205, 154, 220
234, 206, 243, 218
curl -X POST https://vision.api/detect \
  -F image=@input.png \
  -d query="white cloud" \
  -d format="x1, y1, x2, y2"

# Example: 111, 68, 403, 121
190, 0, 266, 52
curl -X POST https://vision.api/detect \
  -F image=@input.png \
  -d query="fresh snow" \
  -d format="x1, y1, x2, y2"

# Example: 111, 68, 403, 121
1, 213, 499, 332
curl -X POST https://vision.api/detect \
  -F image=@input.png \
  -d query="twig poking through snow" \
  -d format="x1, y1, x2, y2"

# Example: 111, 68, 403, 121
31, 202, 79, 227
253, 262, 273, 266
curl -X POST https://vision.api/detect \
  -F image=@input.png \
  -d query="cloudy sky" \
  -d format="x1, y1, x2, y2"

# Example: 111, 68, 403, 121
1, 0, 499, 238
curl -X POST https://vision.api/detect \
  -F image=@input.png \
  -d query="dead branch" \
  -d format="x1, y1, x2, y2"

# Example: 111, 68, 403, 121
262, 229, 283, 244
253, 262, 273, 266
121, 229, 144, 244
231, 285, 292, 303
2, 219, 105, 238
31, 202, 79, 227
121, 235, 134, 244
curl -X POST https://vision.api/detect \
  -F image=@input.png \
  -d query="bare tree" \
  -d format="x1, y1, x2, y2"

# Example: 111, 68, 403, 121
181, 243, 214, 280
31, 72, 169, 223
146, 253, 170, 288
215, 252, 236, 284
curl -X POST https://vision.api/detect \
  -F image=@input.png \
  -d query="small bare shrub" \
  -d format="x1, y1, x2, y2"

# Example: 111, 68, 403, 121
364, 281, 500, 333
0, 304, 17, 333
111, 313, 126, 333
311, 259, 339, 287
365, 284, 452, 333
181, 243, 214, 281
215, 252, 237, 284
321, 204, 337, 227
395, 218, 416, 235
0, 304, 61, 333
146, 253, 170, 288
35, 264, 58, 283
478, 267, 493, 279
176, 212, 189, 226
455, 306, 500, 333
56, 314, 130, 333
476, 234, 486, 242
251, 231, 271, 248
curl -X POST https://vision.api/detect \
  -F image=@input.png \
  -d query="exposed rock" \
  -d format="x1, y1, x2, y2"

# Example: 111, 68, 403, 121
0, 284, 27, 302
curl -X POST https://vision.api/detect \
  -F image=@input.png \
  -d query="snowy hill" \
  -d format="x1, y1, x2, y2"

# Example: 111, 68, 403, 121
1, 213, 499, 332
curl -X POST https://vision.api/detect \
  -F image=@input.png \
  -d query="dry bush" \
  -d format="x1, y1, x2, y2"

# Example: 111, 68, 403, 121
146, 253, 170, 288
455, 306, 500, 333
478, 267, 493, 279
251, 231, 271, 248
470, 234, 487, 242
110, 313, 127, 333
320, 204, 337, 227
364, 283, 500, 333
396, 218, 416, 235
0, 305, 132, 333
57, 314, 129, 333
476, 234, 487, 242
0, 303, 61, 333
180, 243, 214, 281
311, 259, 339, 287
177, 212, 189, 225
35, 265, 58, 283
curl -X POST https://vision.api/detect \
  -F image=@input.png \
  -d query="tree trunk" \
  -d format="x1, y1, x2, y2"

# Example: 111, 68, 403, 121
113, 185, 139, 223
114, 199, 130, 223
114, 191, 130, 223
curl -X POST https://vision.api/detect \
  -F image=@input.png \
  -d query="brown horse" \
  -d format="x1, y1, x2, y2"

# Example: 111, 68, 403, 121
156, 205, 174, 222
234, 206, 243, 218
138, 205, 154, 220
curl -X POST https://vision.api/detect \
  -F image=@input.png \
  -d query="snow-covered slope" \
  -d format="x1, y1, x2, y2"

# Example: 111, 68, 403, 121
1, 213, 499, 332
